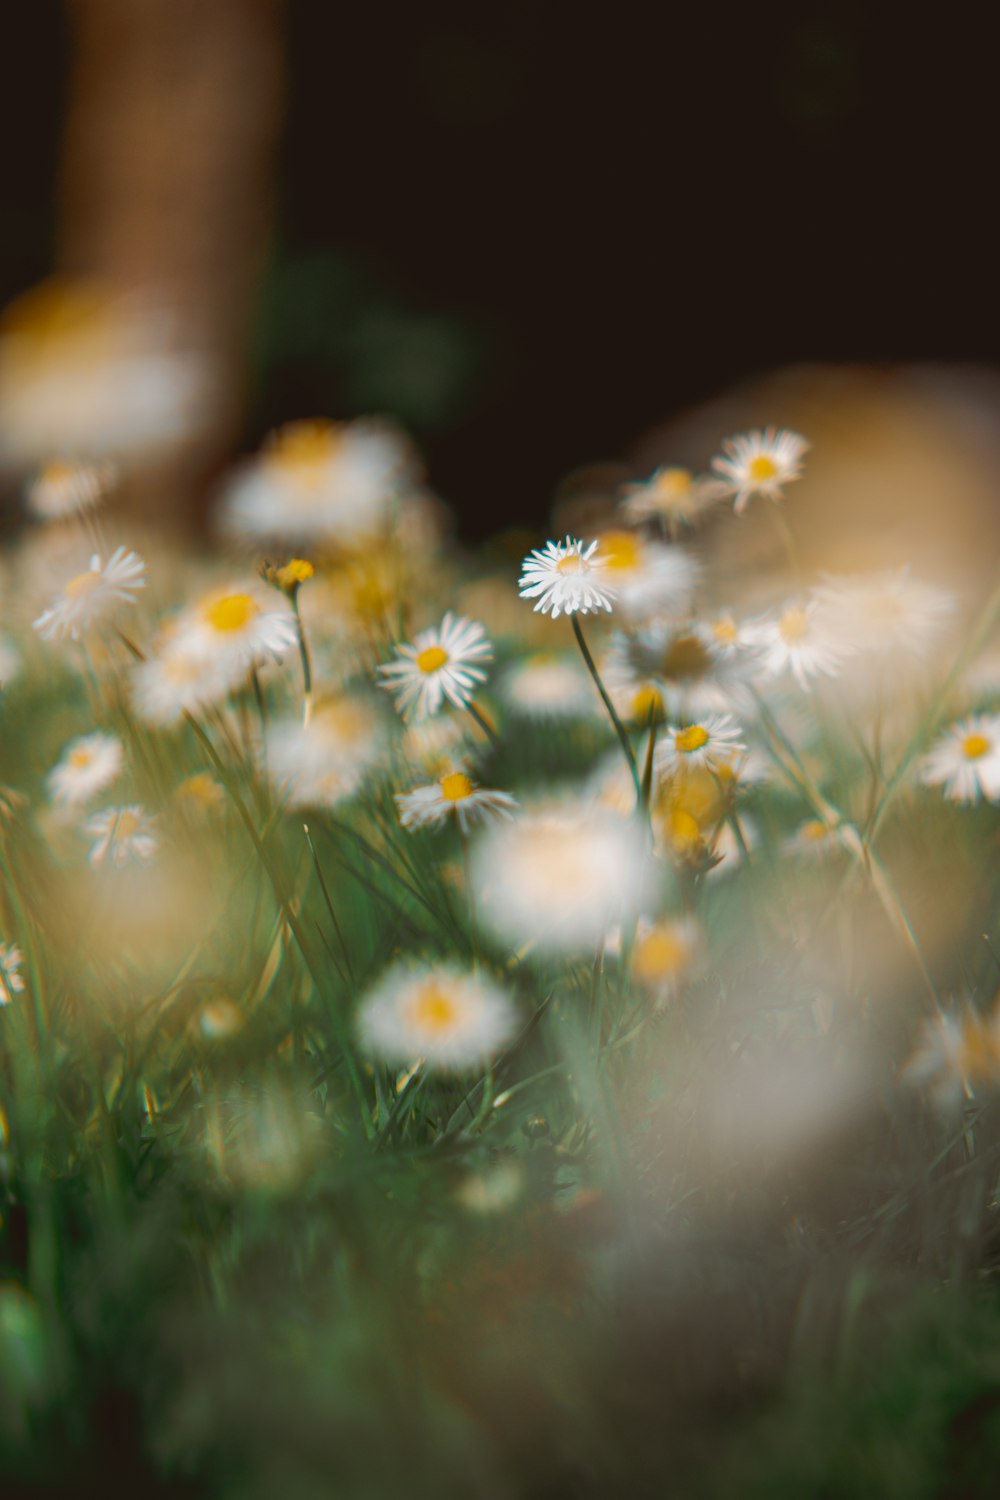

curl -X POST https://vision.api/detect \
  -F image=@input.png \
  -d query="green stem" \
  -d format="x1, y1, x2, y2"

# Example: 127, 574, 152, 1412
571, 615, 641, 801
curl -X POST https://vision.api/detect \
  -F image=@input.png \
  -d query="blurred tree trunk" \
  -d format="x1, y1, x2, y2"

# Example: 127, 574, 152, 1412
58, 0, 286, 528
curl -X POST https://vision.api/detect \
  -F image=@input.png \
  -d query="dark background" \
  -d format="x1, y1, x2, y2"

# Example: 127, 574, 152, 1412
2, 2, 995, 535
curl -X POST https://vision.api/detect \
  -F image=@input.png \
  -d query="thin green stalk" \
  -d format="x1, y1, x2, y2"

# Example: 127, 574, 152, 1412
466, 698, 501, 748
571, 614, 641, 801
291, 592, 314, 724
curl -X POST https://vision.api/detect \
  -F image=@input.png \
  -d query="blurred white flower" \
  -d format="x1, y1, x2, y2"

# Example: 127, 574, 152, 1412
26, 459, 117, 522
472, 804, 652, 956
518, 537, 615, 619
47, 731, 123, 809
0, 942, 24, 1005
395, 771, 517, 833
266, 695, 386, 809
711, 427, 809, 515
594, 528, 699, 623
921, 714, 1000, 804
619, 466, 726, 533
171, 586, 297, 675
377, 612, 492, 719
217, 418, 413, 544
906, 1007, 1000, 1110
604, 622, 749, 722
784, 816, 852, 860
0, 278, 212, 466
84, 805, 158, 867
131, 630, 236, 726
813, 569, 955, 659
498, 653, 596, 721
629, 915, 699, 1002
32, 546, 146, 642
745, 600, 849, 692
357, 962, 518, 1070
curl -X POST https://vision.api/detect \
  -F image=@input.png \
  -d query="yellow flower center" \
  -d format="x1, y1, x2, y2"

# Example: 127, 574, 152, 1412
633, 926, 692, 983
416, 644, 448, 674
177, 773, 223, 807
712, 616, 739, 645
276, 558, 315, 589
267, 420, 343, 487
963, 733, 991, 760
205, 593, 258, 633
748, 454, 778, 483
599, 530, 641, 571
64, 568, 102, 599
801, 819, 830, 841
779, 607, 810, 643
675, 724, 709, 753
411, 983, 459, 1035
69, 747, 94, 768
661, 633, 712, 682
555, 551, 586, 575
439, 771, 474, 802
114, 810, 140, 838
41, 459, 76, 483
631, 685, 664, 723
664, 806, 702, 851
654, 467, 692, 498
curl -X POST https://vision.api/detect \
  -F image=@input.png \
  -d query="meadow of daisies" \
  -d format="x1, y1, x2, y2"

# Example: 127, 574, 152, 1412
4, 290, 1000, 1495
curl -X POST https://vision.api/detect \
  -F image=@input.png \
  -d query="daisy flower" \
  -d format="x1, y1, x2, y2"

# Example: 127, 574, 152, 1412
84, 804, 158, 867
630, 916, 699, 1002
595, 529, 699, 623
604, 621, 750, 722
785, 816, 851, 860
395, 770, 517, 833
266, 694, 386, 809
130, 632, 236, 726
906, 1007, 1000, 1110
518, 536, 615, 619
619, 466, 726, 533
357, 962, 518, 1071
217, 418, 412, 544
171, 586, 298, 675
0, 942, 24, 1005
377, 612, 492, 720
47, 731, 123, 808
711, 427, 809, 515
472, 804, 652, 956
813, 569, 955, 660
921, 715, 1000, 804
498, 653, 597, 721
32, 546, 146, 641
0, 276, 211, 466
745, 599, 848, 693
655, 713, 746, 777
27, 459, 117, 522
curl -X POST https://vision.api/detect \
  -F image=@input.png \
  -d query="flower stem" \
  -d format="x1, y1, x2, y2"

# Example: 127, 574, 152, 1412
571, 615, 641, 801
465, 699, 501, 748
292, 594, 313, 725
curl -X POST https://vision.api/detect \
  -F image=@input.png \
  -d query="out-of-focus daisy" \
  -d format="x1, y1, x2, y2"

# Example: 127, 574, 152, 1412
399, 712, 479, 776
472, 804, 652, 956
218, 418, 413, 544
171, 585, 298, 677
196, 997, 244, 1042
619, 466, 725, 533
0, 942, 24, 1005
604, 622, 748, 722
655, 713, 746, 776
130, 631, 236, 726
921, 715, 1000, 804
594, 529, 699, 623
785, 816, 851, 860
0, 277, 211, 466
630, 916, 699, 1002
377, 612, 492, 720
518, 536, 615, 619
357, 962, 518, 1071
33, 546, 145, 641
396, 771, 517, 834
745, 600, 848, 693
174, 773, 226, 816
26, 459, 117, 522
906, 1006, 1000, 1110
267, 694, 386, 809
813, 569, 955, 660
498, 653, 597, 721
84, 805, 158, 867
711, 428, 809, 515
47, 731, 123, 808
